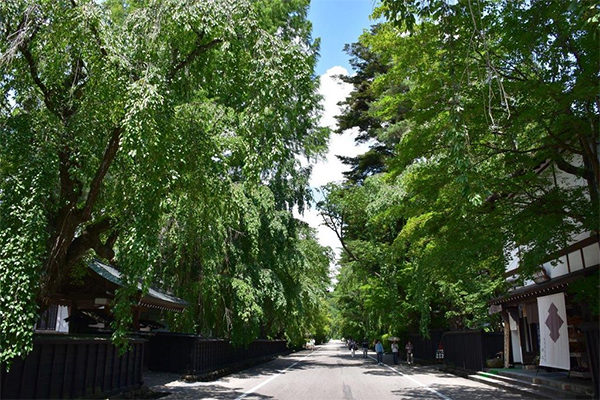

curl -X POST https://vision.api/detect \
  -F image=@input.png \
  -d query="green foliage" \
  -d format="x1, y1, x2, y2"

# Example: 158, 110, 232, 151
568, 271, 600, 317
325, 0, 597, 341
0, 0, 330, 363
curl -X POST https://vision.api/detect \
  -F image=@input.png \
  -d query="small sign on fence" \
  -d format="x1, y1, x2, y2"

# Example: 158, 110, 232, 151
436, 343, 444, 362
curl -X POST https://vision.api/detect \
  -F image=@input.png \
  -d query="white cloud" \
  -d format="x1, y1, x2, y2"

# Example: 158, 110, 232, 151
310, 66, 370, 187
295, 66, 371, 275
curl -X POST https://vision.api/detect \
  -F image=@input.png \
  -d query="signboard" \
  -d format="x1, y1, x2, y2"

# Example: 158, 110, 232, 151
537, 292, 570, 370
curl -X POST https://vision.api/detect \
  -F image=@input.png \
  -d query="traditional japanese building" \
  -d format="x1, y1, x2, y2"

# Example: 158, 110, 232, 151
490, 234, 598, 371
489, 159, 599, 396
36, 259, 187, 334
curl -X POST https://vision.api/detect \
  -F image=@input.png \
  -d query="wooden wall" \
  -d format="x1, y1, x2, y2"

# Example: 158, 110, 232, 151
1, 334, 145, 399
147, 333, 288, 374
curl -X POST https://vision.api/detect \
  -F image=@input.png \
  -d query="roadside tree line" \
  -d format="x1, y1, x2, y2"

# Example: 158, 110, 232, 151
0, 0, 332, 365
324, 0, 598, 341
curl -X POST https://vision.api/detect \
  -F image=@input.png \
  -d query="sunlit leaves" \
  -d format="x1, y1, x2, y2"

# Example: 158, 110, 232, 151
0, 0, 329, 362
325, 0, 597, 340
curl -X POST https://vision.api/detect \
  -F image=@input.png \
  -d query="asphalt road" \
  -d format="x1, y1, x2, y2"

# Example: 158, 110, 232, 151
146, 340, 531, 400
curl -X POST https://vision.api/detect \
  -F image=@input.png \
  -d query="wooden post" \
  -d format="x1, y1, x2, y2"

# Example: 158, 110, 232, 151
132, 307, 141, 331
501, 308, 510, 368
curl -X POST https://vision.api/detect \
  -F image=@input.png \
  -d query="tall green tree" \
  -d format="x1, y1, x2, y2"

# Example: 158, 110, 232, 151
324, 0, 598, 338
0, 0, 327, 363
373, 0, 598, 271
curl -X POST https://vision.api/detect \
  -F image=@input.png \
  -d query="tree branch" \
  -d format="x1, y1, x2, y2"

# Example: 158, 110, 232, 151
553, 156, 588, 179
320, 211, 359, 262
477, 141, 551, 155
19, 42, 61, 118
65, 218, 115, 266
80, 126, 123, 220
167, 36, 223, 81
88, 15, 108, 58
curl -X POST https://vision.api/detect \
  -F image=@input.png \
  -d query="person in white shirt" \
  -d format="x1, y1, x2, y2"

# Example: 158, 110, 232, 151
391, 341, 399, 364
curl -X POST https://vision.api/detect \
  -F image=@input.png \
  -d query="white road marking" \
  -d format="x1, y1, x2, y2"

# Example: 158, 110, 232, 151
368, 355, 453, 400
234, 347, 319, 400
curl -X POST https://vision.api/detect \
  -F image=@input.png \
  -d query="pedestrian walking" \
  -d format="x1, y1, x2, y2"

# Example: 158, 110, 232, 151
351, 339, 357, 357
391, 341, 399, 365
361, 339, 368, 358
375, 340, 384, 365
405, 340, 414, 365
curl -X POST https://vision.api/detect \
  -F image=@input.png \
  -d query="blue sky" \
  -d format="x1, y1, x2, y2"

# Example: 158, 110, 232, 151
308, 0, 379, 76
296, 1, 379, 265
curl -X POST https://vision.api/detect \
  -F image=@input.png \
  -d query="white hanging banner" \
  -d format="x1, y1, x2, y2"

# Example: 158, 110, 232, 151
56, 305, 69, 333
508, 310, 523, 363
537, 292, 570, 370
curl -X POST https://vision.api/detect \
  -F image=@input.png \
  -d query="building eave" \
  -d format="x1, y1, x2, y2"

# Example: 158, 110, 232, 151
490, 264, 598, 306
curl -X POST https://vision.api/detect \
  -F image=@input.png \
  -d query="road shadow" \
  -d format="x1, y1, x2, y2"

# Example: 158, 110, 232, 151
216, 365, 285, 381
144, 372, 185, 387
362, 369, 399, 377
147, 383, 275, 400
144, 370, 276, 399
391, 383, 541, 400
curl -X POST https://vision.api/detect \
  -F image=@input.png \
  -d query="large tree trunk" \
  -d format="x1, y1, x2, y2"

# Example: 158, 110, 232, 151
40, 127, 122, 304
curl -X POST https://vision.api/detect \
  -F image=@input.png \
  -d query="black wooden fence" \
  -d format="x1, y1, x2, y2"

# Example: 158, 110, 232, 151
581, 322, 599, 398
408, 330, 444, 362
440, 330, 503, 371
408, 330, 503, 371
1, 334, 145, 399
147, 333, 288, 374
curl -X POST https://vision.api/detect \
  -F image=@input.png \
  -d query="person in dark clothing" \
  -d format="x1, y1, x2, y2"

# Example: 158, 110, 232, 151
361, 339, 369, 358
405, 341, 414, 365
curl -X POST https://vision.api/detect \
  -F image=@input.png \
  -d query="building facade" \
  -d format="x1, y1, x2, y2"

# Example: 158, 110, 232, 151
489, 159, 599, 392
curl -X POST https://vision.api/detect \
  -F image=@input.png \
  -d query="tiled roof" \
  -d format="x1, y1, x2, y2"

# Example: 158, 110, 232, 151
90, 260, 187, 311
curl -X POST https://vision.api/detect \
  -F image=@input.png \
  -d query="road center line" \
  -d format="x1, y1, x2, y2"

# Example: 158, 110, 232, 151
235, 347, 319, 400
367, 355, 452, 400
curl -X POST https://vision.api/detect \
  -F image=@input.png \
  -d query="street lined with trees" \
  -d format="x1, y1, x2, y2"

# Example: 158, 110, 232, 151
0, 0, 598, 397
323, 0, 598, 343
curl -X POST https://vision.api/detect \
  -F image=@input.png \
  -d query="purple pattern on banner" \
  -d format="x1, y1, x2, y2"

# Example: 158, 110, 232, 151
545, 303, 564, 343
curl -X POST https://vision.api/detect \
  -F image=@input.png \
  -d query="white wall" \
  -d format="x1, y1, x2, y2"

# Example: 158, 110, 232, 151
503, 158, 595, 284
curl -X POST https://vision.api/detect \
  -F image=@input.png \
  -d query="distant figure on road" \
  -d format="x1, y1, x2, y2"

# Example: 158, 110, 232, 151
405, 341, 414, 365
391, 341, 399, 364
375, 340, 384, 365
361, 339, 369, 358
350, 339, 357, 357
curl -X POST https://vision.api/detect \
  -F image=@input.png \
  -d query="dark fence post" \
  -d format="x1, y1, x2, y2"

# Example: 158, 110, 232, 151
1, 334, 145, 399
408, 330, 444, 362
